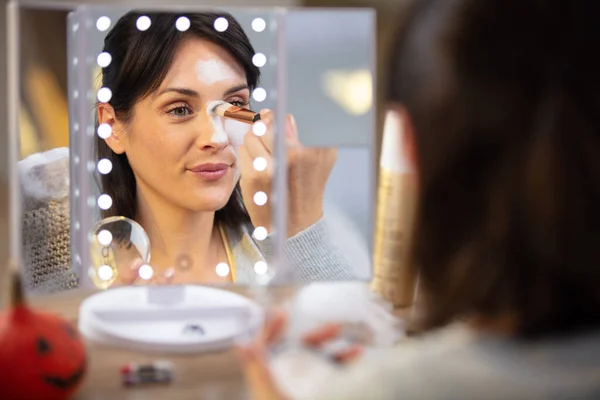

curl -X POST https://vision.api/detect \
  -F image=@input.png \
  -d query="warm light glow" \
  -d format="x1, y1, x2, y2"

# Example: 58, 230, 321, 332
251, 18, 266, 32
214, 17, 228, 32
322, 69, 373, 116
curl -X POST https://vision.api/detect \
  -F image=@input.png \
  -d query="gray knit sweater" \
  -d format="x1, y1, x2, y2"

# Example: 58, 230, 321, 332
20, 148, 369, 292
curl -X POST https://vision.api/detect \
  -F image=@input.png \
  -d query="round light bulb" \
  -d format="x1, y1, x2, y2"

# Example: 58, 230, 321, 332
252, 121, 267, 137
251, 18, 266, 32
253, 157, 267, 171
97, 87, 112, 103
97, 229, 113, 246
216, 263, 230, 277
136, 16, 151, 31
97, 123, 112, 139
253, 226, 268, 241
214, 17, 229, 32
252, 53, 267, 67
253, 191, 268, 206
254, 261, 268, 275
97, 52, 112, 68
98, 265, 114, 281
96, 16, 111, 32
252, 88, 267, 102
97, 158, 113, 175
97, 194, 113, 210
138, 264, 154, 280
176, 16, 190, 31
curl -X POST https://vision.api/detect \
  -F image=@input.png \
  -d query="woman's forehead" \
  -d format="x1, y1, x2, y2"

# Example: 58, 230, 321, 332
159, 38, 246, 90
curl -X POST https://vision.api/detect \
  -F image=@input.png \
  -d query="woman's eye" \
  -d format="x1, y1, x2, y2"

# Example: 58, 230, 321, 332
168, 106, 192, 118
229, 100, 249, 108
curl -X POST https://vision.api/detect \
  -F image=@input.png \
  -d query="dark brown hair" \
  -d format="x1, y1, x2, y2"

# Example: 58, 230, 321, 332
96, 11, 258, 229
387, 0, 600, 338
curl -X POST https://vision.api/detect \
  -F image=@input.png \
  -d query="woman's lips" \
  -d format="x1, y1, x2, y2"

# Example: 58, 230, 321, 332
188, 163, 230, 181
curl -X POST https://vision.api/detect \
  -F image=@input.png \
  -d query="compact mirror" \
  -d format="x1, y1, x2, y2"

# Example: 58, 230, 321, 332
14, 4, 376, 294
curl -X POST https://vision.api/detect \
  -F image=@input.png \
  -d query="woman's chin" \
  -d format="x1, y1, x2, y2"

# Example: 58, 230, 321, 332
188, 197, 231, 213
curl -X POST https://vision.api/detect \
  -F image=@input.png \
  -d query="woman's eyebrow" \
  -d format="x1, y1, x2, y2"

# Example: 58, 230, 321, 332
224, 84, 250, 96
156, 87, 199, 97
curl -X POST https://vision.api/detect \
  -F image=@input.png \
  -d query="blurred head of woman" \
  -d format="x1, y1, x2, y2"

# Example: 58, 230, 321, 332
387, 0, 600, 338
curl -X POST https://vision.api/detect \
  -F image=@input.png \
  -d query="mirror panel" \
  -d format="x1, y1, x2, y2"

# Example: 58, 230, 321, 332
15, 5, 376, 293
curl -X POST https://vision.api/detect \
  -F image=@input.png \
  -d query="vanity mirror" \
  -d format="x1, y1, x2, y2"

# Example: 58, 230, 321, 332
10, 3, 376, 296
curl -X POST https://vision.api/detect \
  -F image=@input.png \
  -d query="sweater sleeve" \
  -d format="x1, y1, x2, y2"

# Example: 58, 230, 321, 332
255, 216, 359, 283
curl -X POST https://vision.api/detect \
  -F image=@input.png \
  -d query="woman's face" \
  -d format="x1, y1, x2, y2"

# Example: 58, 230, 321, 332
106, 38, 250, 213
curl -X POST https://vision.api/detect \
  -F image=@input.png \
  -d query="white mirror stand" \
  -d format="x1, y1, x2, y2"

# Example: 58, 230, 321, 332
78, 285, 264, 353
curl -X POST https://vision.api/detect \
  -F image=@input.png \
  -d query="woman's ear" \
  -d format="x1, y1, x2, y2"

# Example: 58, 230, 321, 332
381, 104, 418, 174
98, 103, 127, 155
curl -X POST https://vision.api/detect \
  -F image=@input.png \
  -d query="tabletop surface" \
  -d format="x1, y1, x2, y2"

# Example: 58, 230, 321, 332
29, 286, 298, 400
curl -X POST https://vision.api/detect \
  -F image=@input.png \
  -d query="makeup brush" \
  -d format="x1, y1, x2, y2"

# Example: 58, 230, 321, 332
208, 101, 261, 124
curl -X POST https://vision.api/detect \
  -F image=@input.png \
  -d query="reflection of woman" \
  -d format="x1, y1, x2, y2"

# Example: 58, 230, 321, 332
238, 0, 600, 399
95, 12, 358, 284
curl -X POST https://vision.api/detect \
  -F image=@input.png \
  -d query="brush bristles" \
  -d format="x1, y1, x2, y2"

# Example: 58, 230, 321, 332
210, 101, 233, 117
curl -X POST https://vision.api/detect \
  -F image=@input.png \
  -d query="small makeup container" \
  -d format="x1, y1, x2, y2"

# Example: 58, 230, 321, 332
121, 360, 174, 386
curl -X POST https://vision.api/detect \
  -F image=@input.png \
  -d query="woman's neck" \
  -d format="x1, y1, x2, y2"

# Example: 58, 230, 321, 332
134, 184, 219, 273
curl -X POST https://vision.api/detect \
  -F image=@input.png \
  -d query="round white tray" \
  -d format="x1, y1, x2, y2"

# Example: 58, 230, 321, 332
78, 285, 264, 353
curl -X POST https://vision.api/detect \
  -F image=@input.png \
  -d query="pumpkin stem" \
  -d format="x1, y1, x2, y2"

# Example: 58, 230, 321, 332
10, 270, 25, 307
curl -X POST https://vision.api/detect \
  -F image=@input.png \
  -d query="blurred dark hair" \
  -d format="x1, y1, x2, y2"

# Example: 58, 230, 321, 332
387, 0, 600, 338
96, 11, 258, 229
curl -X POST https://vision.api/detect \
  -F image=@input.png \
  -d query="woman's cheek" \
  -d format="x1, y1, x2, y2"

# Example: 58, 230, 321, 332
232, 150, 241, 183
224, 118, 251, 147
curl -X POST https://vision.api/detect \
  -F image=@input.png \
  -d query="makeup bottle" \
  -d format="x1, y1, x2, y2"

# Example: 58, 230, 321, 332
372, 110, 418, 310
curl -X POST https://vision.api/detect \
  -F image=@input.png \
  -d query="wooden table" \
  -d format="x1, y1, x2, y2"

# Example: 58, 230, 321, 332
30, 287, 298, 400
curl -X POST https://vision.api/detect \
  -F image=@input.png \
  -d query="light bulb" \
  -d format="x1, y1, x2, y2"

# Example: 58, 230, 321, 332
252, 88, 267, 102
98, 265, 114, 281
176, 16, 190, 31
254, 261, 268, 275
216, 263, 230, 277
251, 18, 266, 32
136, 16, 151, 31
253, 191, 268, 206
253, 226, 268, 241
97, 230, 113, 246
97, 194, 113, 210
96, 16, 111, 32
252, 53, 267, 67
214, 17, 228, 32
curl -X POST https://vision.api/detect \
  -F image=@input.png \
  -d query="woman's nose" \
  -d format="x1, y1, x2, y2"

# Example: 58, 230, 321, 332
196, 114, 228, 151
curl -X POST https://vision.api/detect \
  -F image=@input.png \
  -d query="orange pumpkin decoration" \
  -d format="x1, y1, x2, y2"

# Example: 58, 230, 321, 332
0, 272, 87, 400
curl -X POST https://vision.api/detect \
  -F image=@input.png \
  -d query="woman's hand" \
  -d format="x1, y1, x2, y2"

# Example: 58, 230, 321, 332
236, 310, 362, 400
238, 110, 337, 238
